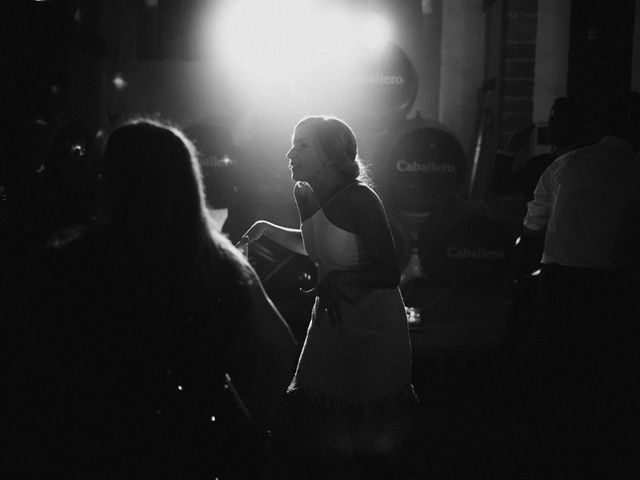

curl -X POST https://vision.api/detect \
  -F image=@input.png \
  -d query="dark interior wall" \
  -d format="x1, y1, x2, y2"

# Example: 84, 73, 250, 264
568, 0, 635, 98
5, 0, 107, 178
566, 0, 636, 140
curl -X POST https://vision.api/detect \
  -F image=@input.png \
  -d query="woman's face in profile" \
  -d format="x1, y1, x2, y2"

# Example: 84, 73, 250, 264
286, 123, 327, 182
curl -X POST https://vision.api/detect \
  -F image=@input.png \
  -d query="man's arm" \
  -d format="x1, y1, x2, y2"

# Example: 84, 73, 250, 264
523, 166, 552, 235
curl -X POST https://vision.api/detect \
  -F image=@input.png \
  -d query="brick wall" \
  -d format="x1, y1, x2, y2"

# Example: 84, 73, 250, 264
498, 0, 538, 148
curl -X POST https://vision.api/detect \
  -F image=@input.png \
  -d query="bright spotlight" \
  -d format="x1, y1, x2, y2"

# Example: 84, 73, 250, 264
209, 0, 385, 83
210, 0, 309, 82
202, 0, 400, 120
360, 14, 392, 50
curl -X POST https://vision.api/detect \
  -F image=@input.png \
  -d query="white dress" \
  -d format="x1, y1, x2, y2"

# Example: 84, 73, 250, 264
288, 207, 413, 407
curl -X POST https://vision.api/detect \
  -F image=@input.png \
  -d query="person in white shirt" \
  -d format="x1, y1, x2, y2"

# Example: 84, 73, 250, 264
523, 90, 640, 476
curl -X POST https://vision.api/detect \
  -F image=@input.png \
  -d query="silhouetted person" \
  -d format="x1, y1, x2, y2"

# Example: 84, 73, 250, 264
240, 115, 417, 479
523, 90, 640, 477
497, 98, 586, 362
5, 118, 297, 478
493, 97, 586, 207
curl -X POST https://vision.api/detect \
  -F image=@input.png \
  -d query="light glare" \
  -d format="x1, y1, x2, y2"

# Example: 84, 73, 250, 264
211, 0, 393, 84
361, 14, 392, 50
112, 74, 127, 90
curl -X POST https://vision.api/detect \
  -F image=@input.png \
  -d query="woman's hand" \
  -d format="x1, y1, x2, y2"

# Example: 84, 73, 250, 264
237, 221, 306, 257
316, 271, 353, 327
239, 221, 270, 244
236, 221, 270, 255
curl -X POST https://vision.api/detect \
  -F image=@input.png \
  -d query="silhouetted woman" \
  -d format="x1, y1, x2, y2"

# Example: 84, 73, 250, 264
240, 115, 417, 479
5, 118, 297, 478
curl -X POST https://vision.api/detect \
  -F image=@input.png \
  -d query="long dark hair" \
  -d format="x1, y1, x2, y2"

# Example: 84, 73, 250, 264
102, 118, 252, 338
5, 117, 256, 477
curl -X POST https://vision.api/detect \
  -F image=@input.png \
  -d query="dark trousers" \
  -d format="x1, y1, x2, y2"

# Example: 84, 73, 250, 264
531, 264, 639, 476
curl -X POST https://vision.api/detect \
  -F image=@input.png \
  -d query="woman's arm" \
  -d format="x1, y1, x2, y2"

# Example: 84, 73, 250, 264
238, 183, 314, 256
239, 221, 306, 256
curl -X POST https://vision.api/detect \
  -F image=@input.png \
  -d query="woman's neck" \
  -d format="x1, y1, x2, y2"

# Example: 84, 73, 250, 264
309, 177, 356, 207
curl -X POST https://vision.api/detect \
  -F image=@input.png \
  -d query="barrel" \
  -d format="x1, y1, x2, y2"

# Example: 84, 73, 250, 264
329, 42, 418, 126
376, 117, 467, 214
416, 202, 515, 287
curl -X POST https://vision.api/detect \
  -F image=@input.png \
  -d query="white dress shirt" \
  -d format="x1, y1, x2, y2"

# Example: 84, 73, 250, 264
524, 136, 640, 269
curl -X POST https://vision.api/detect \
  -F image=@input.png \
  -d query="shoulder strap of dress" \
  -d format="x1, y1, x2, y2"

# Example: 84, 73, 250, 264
321, 181, 359, 209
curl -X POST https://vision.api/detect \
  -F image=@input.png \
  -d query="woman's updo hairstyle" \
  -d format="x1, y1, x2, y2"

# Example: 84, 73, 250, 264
296, 115, 371, 184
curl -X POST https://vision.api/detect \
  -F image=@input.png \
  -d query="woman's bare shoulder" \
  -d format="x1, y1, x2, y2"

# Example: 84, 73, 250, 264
344, 182, 383, 209
324, 182, 383, 230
